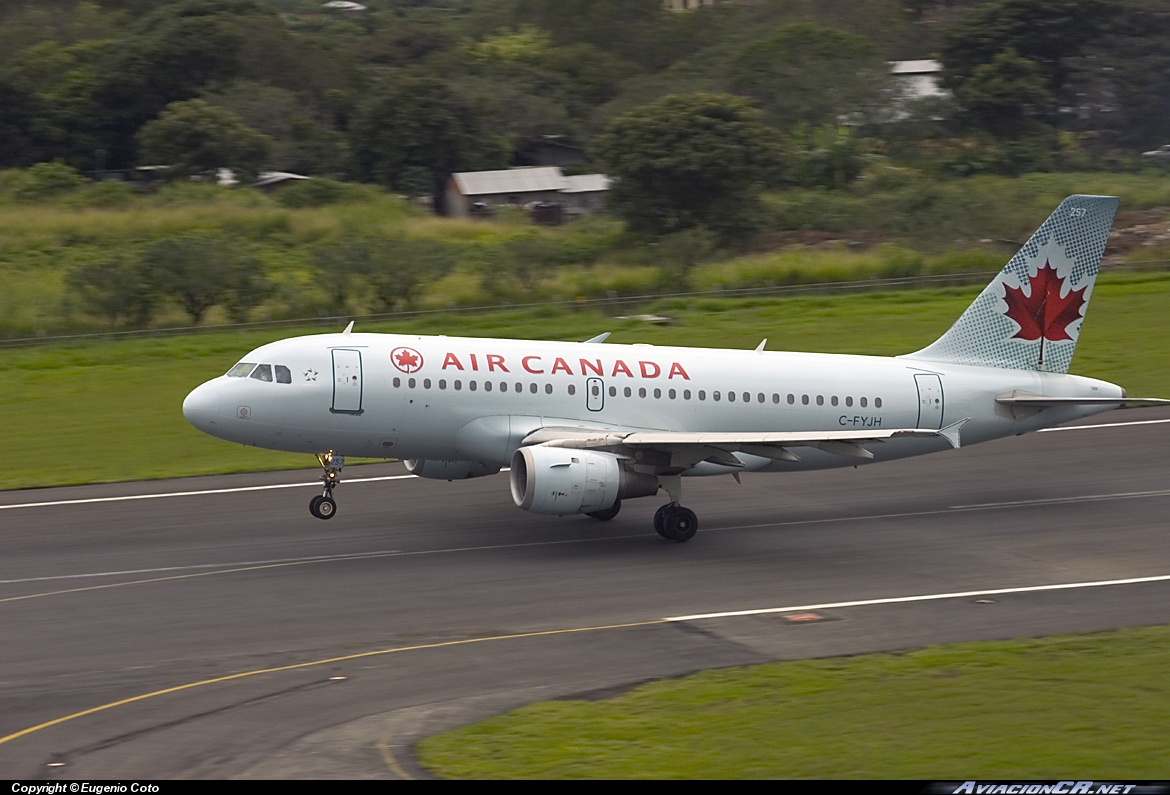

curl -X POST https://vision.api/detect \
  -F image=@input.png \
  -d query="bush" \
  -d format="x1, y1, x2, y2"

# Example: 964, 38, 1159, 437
273, 178, 348, 208
11, 161, 89, 202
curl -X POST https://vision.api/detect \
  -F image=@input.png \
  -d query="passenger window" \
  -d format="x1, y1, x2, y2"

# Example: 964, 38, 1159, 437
816, 395, 824, 406
683, 390, 691, 400
515, 382, 523, 393
409, 377, 416, 388
639, 387, 647, 398
530, 383, 538, 394
424, 379, 432, 389
250, 364, 273, 382
470, 381, 477, 391
484, 381, 492, 392
393, 377, 401, 388
727, 391, 734, 402
758, 393, 765, 403
439, 379, 447, 389
846, 396, 853, 407
875, 397, 883, 408
654, 388, 661, 399
832, 396, 838, 406
275, 365, 292, 384
668, 389, 676, 399
228, 362, 256, 377
801, 394, 809, 405
624, 387, 632, 398
714, 391, 721, 402
772, 393, 779, 404
545, 383, 553, 394
860, 397, 868, 408
609, 386, 617, 397
568, 384, 576, 395
455, 380, 462, 390
787, 394, 795, 405
698, 390, 706, 401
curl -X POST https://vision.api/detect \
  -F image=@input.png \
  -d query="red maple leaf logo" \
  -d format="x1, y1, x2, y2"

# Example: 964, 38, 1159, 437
1002, 260, 1086, 365
391, 347, 423, 373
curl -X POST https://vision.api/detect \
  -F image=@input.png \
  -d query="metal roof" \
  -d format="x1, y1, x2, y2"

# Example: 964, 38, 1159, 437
452, 167, 567, 196
890, 60, 942, 75
562, 174, 611, 194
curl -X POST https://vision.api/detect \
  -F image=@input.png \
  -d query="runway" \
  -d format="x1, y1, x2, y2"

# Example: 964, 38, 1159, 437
2, 409, 1170, 778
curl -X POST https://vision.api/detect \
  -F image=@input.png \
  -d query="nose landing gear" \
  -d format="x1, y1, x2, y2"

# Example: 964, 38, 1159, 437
309, 452, 344, 520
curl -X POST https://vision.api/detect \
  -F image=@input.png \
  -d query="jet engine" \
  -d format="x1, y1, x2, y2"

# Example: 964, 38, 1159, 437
509, 446, 658, 515
404, 459, 501, 480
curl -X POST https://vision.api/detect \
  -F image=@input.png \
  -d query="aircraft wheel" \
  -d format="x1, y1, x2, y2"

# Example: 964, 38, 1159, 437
309, 495, 323, 518
662, 506, 697, 542
653, 504, 671, 538
315, 496, 337, 520
587, 500, 621, 521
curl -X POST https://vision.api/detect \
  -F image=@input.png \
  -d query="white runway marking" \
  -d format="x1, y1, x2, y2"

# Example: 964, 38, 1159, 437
0, 474, 417, 511
950, 488, 1170, 510
666, 573, 1170, 622
1040, 417, 1170, 432
0, 550, 400, 584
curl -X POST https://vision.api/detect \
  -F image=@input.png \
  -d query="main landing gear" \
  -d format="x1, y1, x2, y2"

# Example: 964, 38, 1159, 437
652, 475, 698, 542
654, 504, 698, 542
309, 452, 344, 520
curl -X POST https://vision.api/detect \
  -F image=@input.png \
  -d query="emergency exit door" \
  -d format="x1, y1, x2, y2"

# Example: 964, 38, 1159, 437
586, 377, 604, 411
331, 349, 363, 413
914, 373, 943, 429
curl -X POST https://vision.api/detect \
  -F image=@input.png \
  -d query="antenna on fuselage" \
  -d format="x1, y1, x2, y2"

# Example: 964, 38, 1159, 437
755, 339, 767, 351
343, 321, 354, 335
583, 332, 611, 344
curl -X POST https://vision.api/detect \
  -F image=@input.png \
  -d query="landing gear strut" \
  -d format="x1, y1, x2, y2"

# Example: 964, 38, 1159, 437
309, 452, 344, 520
652, 475, 698, 542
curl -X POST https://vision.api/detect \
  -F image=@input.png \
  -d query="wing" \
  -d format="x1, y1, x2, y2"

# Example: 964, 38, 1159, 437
521, 420, 969, 471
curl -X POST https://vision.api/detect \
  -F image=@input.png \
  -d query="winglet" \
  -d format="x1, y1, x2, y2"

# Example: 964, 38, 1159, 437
755, 339, 767, 351
938, 418, 970, 450
583, 332, 611, 344
343, 321, 355, 335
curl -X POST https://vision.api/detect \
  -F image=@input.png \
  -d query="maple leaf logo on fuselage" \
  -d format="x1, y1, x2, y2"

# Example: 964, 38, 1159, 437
1001, 260, 1087, 365
390, 346, 423, 373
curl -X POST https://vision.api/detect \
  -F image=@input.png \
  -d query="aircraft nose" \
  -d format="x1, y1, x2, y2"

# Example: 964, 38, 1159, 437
183, 381, 221, 433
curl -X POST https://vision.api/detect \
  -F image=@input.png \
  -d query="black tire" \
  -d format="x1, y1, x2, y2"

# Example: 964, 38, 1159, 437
316, 496, 337, 520
586, 500, 621, 521
653, 504, 672, 538
309, 495, 323, 518
663, 506, 697, 542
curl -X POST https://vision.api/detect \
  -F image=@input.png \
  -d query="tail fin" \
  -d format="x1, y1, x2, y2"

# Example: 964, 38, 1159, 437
905, 194, 1119, 373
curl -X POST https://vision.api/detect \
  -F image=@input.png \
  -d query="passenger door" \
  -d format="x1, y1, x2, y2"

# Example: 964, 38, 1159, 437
914, 373, 944, 430
586, 377, 604, 412
331, 349, 363, 414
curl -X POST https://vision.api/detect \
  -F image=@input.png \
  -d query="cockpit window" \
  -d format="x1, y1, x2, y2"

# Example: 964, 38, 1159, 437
250, 364, 273, 382
227, 362, 256, 377
275, 365, 292, 384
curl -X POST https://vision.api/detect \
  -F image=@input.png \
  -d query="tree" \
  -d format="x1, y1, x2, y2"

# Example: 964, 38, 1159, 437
141, 236, 232, 323
349, 77, 507, 211
728, 23, 892, 129
594, 93, 782, 242
367, 239, 456, 311
954, 49, 1056, 140
940, 0, 1122, 97
220, 249, 271, 323
136, 99, 271, 180
65, 257, 156, 326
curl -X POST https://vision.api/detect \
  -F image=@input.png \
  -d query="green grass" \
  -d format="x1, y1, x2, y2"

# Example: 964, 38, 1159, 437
416, 625, 1170, 778
2, 271, 1169, 490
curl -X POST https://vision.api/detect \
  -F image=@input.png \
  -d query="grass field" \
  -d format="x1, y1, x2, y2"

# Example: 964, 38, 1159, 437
2, 271, 1169, 491
415, 625, 1170, 778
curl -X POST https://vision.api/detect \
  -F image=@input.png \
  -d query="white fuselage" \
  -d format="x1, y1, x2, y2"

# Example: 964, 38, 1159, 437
182, 332, 1123, 474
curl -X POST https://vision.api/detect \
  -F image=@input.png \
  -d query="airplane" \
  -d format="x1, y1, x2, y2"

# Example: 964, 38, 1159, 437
182, 195, 1167, 542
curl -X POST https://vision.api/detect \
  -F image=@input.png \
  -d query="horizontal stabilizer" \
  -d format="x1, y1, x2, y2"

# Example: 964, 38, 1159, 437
995, 396, 1170, 408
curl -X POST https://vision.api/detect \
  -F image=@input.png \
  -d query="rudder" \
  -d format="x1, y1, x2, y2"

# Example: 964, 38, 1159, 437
905, 194, 1119, 373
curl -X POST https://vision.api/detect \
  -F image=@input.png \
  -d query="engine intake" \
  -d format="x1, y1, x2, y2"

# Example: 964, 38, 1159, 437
509, 446, 658, 515
404, 459, 501, 480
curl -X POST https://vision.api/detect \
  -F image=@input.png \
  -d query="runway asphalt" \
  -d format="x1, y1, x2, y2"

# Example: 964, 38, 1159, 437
1, 408, 1170, 778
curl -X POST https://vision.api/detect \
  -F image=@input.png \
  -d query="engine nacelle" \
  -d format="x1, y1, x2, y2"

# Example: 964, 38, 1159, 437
509, 446, 659, 515
404, 459, 501, 480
